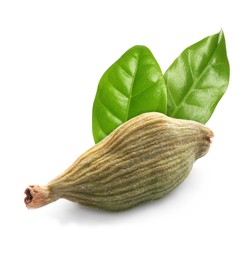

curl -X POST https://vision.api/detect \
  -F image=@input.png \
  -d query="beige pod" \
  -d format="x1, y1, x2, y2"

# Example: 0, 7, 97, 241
24, 112, 213, 211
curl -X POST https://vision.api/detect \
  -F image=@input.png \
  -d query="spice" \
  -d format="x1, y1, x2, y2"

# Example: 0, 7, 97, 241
24, 112, 213, 211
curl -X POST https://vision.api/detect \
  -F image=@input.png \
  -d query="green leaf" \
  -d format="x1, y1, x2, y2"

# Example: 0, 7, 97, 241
164, 30, 230, 124
92, 45, 167, 143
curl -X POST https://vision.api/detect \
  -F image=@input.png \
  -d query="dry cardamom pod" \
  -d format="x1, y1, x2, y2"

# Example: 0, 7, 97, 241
24, 112, 213, 211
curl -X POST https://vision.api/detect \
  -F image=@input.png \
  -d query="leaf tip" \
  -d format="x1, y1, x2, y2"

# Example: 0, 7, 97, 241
218, 28, 226, 41
129, 45, 151, 53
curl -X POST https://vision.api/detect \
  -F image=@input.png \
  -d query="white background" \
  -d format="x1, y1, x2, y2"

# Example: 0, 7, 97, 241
0, 1, 250, 259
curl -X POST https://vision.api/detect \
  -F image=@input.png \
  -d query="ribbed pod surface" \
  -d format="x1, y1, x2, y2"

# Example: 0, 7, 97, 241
25, 112, 213, 211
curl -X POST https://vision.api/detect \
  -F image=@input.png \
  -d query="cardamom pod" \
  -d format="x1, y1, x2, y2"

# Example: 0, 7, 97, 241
24, 112, 213, 211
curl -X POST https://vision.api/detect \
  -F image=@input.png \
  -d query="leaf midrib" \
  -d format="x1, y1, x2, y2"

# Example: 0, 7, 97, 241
171, 36, 220, 117
125, 52, 140, 121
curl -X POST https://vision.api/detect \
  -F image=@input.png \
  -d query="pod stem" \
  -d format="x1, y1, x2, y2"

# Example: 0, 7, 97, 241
24, 185, 58, 209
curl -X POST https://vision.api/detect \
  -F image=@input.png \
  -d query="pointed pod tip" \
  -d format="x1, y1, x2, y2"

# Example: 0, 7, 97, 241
24, 186, 34, 207
24, 185, 55, 209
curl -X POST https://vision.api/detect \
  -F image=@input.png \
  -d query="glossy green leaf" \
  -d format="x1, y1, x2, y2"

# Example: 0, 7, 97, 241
164, 30, 230, 124
92, 45, 167, 143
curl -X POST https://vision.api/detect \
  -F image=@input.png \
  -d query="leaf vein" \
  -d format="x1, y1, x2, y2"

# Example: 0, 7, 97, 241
116, 63, 132, 78
98, 95, 124, 123
166, 81, 177, 108
188, 50, 195, 79
131, 81, 156, 99
171, 36, 220, 117
95, 115, 109, 136
107, 77, 129, 99
125, 52, 140, 120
